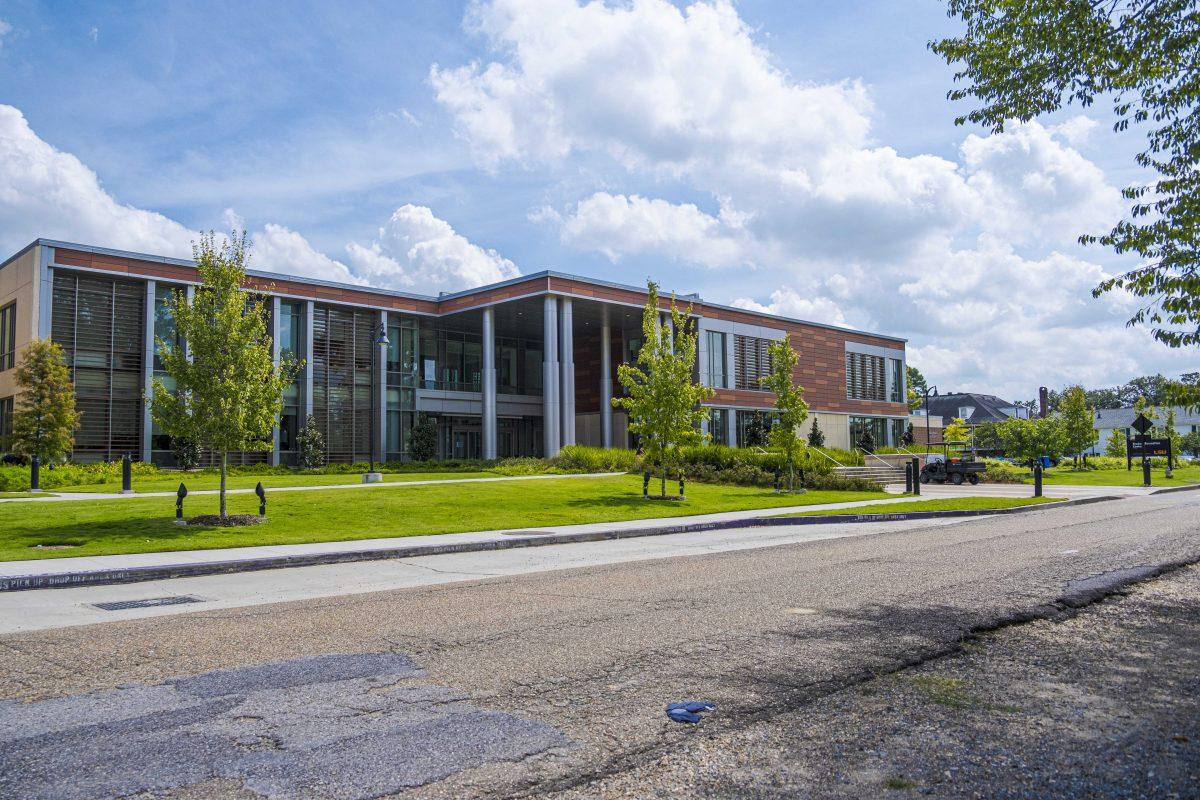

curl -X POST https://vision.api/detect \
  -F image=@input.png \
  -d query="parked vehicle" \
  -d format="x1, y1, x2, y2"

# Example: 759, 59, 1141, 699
920, 442, 986, 486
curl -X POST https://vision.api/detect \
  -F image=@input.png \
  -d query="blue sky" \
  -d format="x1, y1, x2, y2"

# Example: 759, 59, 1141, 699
0, 0, 1192, 397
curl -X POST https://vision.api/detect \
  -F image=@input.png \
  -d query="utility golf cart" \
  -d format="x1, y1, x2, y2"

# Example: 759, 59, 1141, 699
919, 440, 986, 486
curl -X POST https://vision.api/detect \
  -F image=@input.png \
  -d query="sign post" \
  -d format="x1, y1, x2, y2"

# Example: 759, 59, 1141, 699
1127, 414, 1159, 488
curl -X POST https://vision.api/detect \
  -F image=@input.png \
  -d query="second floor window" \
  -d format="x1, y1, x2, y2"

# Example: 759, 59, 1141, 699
706, 331, 726, 388
0, 302, 15, 371
733, 335, 773, 390
846, 351, 886, 401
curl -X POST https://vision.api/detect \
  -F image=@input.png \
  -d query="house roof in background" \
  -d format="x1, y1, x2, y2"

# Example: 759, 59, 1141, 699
923, 392, 1019, 425
1095, 406, 1200, 429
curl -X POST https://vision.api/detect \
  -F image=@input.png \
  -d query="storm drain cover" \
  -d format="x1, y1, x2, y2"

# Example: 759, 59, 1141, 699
92, 595, 204, 611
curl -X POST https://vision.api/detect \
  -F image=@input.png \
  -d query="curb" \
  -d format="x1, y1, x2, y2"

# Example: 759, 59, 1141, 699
1150, 483, 1200, 495
0, 495, 1119, 593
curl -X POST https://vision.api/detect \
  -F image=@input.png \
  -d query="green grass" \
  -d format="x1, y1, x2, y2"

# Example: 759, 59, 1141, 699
0, 491, 54, 499
0, 475, 886, 562
1040, 464, 1200, 487
56, 470, 509, 493
779, 495, 1061, 517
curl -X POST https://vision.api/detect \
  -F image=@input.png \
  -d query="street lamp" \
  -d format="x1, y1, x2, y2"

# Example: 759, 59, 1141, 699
364, 322, 390, 483
923, 385, 938, 448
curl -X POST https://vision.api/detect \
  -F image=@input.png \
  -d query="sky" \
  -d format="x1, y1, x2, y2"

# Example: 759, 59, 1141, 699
0, 0, 1194, 399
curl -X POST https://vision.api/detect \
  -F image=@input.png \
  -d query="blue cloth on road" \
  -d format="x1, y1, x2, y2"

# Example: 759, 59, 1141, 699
666, 700, 716, 723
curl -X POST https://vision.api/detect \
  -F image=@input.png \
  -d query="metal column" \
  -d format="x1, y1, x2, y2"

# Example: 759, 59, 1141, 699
270, 296, 282, 466
543, 296, 560, 457
481, 306, 497, 460
600, 305, 613, 448
559, 297, 575, 448
378, 310, 389, 463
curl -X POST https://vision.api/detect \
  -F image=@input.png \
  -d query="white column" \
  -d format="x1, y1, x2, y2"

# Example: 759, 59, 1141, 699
304, 300, 315, 421
270, 296, 282, 466
600, 305, 613, 448
724, 333, 736, 389
378, 310, 389, 463
559, 297, 576, 447
481, 306, 497, 460
543, 296, 560, 457
663, 312, 675, 351
141, 281, 156, 463
726, 408, 738, 447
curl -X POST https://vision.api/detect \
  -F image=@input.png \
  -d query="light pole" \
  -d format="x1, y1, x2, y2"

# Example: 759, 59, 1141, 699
923, 385, 938, 448
364, 322, 390, 483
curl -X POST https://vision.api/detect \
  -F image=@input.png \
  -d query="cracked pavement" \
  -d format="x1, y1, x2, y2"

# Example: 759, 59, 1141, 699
1, 491, 1198, 798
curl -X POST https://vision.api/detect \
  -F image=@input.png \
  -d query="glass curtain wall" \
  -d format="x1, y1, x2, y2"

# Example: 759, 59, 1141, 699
312, 304, 375, 462
386, 315, 419, 461
278, 301, 304, 463
149, 284, 185, 463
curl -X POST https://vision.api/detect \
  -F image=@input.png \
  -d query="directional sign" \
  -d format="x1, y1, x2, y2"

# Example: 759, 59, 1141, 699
1128, 437, 1171, 458
1131, 413, 1154, 435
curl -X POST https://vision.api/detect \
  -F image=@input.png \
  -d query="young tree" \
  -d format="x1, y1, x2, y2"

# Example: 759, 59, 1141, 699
997, 416, 1067, 467
902, 422, 915, 447
11, 339, 81, 466
1160, 406, 1182, 467
759, 335, 809, 492
1104, 428, 1128, 459
1181, 429, 1200, 459
932, 3, 1200, 406
856, 424, 876, 453
808, 418, 825, 447
151, 232, 299, 520
1059, 385, 1099, 462
613, 281, 713, 497
171, 437, 201, 471
296, 414, 326, 469
943, 416, 970, 445
408, 412, 438, 461
906, 365, 928, 411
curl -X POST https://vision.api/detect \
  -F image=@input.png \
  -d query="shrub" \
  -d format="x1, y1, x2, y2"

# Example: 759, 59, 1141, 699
983, 459, 1027, 484
0, 460, 160, 492
296, 415, 326, 469
171, 437, 201, 471
492, 457, 552, 476
408, 413, 438, 462
552, 445, 639, 473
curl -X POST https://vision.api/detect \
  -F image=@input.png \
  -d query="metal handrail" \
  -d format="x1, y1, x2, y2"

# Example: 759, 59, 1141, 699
808, 447, 845, 468
855, 448, 896, 469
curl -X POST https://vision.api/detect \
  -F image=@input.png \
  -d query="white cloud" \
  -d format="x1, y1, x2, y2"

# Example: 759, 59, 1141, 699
345, 204, 520, 293
249, 224, 362, 285
0, 104, 196, 257
731, 288, 848, 328
561, 192, 749, 268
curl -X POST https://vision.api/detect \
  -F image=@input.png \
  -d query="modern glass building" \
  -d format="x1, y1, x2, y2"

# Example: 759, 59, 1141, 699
0, 239, 911, 463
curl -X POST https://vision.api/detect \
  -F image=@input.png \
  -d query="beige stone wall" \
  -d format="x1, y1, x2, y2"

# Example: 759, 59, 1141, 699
0, 245, 39, 401
809, 411, 851, 450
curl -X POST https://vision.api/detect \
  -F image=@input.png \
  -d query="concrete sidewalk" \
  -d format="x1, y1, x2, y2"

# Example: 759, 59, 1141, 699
0, 471, 625, 503
0, 494, 962, 591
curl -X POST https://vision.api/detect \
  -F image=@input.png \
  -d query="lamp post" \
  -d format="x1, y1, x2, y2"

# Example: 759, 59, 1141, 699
364, 322, 390, 483
923, 385, 938, 449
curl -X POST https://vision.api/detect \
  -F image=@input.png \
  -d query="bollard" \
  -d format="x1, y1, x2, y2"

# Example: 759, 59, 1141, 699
1033, 464, 1043, 497
643, 472, 650, 498
121, 453, 132, 494
904, 461, 913, 494
798, 467, 805, 490
911, 456, 921, 496
1142, 457, 1151, 487
176, 482, 188, 521
30, 454, 40, 491
773, 468, 781, 493
678, 475, 685, 499
255, 481, 266, 516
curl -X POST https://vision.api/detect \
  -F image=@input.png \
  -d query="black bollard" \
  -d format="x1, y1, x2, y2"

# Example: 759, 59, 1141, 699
904, 461, 913, 494
121, 453, 132, 493
911, 456, 921, 496
678, 476, 685, 499
176, 482, 188, 520
30, 454, 40, 491
1142, 457, 1151, 487
643, 472, 650, 498
1033, 464, 1043, 497
255, 481, 266, 516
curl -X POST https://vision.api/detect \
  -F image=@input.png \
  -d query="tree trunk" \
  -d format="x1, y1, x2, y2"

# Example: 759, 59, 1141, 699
660, 471, 666, 498
788, 456, 794, 493
219, 451, 228, 519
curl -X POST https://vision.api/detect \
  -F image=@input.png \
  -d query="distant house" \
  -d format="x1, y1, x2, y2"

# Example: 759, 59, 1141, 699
1085, 406, 1200, 455
919, 392, 1026, 428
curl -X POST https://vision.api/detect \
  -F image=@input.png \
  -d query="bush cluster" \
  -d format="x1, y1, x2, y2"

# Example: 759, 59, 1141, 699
0, 460, 160, 492
550, 445, 640, 473
982, 459, 1027, 484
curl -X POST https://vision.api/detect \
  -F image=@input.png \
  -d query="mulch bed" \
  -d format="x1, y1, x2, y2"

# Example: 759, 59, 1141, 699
187, 514, 265, 527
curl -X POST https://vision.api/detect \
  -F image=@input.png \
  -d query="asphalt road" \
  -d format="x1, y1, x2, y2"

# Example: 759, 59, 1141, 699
2, 491, 1198, 799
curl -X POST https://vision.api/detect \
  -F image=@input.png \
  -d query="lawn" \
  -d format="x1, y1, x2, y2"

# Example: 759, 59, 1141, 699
780, 496, 1062, 517
1040, 464, 1200, 487
0, 475, 886, 562
57, 470, 511, 494
0, 492, 53, 499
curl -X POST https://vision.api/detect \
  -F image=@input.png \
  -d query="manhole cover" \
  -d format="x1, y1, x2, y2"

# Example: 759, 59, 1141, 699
92, 596, 205, 611
499, 530, 559, 537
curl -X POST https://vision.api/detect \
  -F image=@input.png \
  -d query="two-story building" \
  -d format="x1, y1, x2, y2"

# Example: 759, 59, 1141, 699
0, 239, 910, 464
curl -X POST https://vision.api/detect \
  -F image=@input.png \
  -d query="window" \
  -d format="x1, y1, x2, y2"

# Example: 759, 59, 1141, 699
850, 416, 890, 448
733, 335, 773, 390
0, 396, 12, 451
736, 409, 777, 447
889, 358, 904, 403
0, 302, 15, 371
706, 331, 727, 388
845, 351, 886, 401
709, 408, 728, 446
